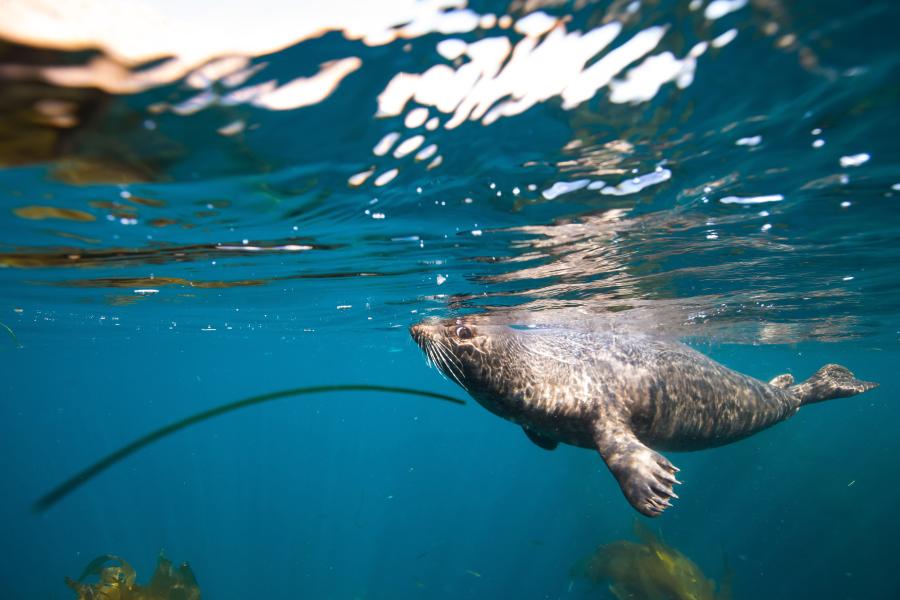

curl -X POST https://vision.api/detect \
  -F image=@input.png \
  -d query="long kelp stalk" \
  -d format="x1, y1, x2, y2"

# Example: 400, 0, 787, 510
0, 321, 21, 347
33, 384, 465, 512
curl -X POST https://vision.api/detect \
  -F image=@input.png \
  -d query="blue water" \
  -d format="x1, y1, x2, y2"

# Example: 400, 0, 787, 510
1, 1, 899, 598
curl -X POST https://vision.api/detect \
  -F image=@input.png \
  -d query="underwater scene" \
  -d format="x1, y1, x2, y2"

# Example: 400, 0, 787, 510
1, 0, 899, 598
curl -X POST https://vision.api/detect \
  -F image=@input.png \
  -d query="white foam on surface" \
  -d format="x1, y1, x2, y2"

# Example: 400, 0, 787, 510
720, 194, 784, 205
376, 21, 672, 125
541, 179, 590, 200
840, 153, 870, 168
601, 168, 672, 196
705, 0, 748, 21
415, 144, 438, 161
374, 168, 399, 186
373, 132, 401, 156
393, 135, 425, 158
711, 28, 738, 48
403, 106, 429, 128
608, 51, 696, 104
513, 11, 558, 37
252, 58, 362, 110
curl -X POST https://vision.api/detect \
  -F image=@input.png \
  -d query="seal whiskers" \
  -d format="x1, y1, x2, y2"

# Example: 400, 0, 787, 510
423, 334, 466, 389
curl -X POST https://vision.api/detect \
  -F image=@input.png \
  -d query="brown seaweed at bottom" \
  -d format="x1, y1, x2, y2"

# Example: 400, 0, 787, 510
575, 520, 732, 600
66, 553, 200, 600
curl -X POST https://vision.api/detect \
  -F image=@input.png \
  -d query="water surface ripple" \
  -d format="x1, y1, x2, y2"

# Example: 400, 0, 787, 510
2, 0, 898, 343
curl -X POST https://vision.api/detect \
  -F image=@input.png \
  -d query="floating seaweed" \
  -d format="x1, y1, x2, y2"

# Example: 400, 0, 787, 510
66, 552, 200, 600
12, 205, 96, 221
575, 520, 732, 600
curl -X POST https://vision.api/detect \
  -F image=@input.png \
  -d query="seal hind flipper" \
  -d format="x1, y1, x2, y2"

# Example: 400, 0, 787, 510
790, 364, 878, 405
523, 427, 559, 451
593, 420, 681, 517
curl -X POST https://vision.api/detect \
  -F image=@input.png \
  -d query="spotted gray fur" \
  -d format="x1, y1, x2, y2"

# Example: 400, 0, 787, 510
410, 317, 878, 517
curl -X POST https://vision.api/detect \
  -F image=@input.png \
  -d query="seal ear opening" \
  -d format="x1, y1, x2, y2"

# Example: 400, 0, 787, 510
790, 364, 878, 405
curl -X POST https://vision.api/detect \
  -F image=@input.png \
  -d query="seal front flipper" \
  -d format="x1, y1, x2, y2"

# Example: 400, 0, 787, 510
593, 419, 681, 517
523, 427, 559, 451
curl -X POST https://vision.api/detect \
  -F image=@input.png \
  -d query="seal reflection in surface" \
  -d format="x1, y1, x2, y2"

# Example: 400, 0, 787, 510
410, 316, 878, 517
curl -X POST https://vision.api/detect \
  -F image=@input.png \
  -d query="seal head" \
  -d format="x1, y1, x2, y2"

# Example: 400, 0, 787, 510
410, 317, 496, 395
409, 317, 481, 390
411, 317, 567, 427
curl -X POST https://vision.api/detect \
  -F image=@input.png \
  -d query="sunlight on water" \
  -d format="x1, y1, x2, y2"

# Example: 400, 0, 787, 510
3, 0, 895, 343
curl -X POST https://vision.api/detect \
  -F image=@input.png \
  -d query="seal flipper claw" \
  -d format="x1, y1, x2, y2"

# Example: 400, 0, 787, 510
593, 419, 681, 518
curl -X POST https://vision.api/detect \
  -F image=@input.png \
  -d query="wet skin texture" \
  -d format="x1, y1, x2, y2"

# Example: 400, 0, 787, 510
410, 317, 878, 517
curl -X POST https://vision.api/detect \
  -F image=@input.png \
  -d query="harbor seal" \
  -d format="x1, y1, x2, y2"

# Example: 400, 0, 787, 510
410, 317, 878, 517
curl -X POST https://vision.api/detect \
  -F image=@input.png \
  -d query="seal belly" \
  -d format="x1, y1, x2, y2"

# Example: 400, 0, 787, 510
468, 372, 598, 449
463, 339, 603, 449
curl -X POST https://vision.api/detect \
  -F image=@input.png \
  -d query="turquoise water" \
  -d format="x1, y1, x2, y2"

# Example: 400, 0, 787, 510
1, 0, 899, 598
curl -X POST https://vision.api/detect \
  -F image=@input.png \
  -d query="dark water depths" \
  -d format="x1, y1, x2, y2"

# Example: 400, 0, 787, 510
1, 0, 899, 598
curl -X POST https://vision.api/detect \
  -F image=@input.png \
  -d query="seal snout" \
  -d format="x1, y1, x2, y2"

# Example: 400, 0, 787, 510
409, 323, 425, 345
409, 318, 440, 348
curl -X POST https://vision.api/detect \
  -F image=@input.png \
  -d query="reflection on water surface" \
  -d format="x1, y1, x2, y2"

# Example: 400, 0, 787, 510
1, 0, 898, 342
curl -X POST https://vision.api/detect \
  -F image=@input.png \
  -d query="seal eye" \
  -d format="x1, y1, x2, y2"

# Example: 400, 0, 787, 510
456, 326, 473, 339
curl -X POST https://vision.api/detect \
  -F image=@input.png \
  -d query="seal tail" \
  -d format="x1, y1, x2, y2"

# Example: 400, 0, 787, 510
790, 364, 878, 405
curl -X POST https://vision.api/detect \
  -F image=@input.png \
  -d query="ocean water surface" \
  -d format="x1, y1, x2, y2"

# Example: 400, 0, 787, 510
1, 0, 899, 598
